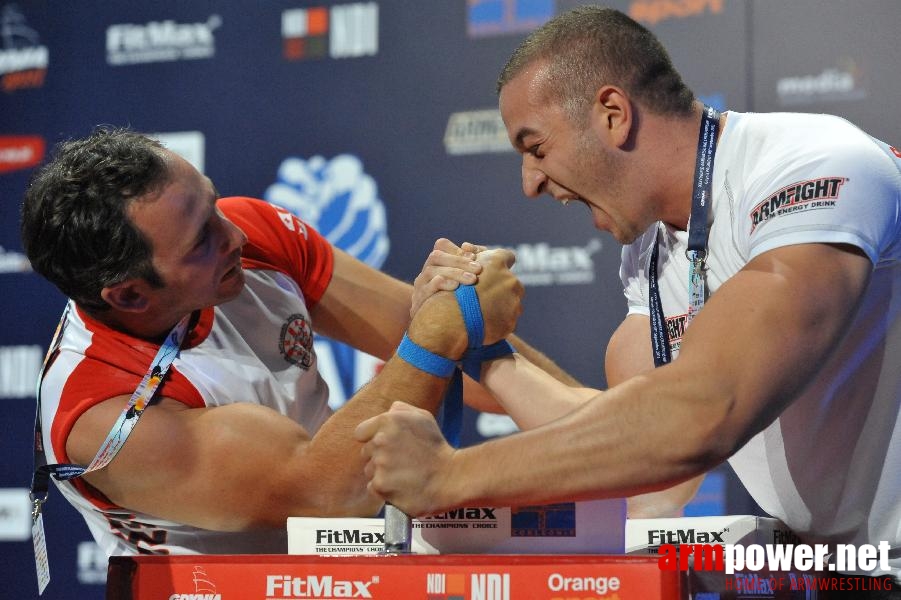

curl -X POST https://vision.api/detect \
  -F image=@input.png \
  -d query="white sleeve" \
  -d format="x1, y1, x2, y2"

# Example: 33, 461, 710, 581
741, 133, 901, 265
619, 228, 655, 317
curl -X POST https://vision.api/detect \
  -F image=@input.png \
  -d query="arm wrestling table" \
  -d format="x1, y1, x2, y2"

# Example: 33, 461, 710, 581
106, 553, 681, 599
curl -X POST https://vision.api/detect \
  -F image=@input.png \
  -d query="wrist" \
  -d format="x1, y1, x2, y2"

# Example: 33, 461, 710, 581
408, 292, 467, 360
428, 447, 468, 512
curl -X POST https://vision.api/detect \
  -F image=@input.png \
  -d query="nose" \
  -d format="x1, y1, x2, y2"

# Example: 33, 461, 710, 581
221, 215, 247, 255
521, 159, 546, 198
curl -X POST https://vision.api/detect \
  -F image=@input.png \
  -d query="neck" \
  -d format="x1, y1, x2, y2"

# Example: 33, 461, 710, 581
655, 101, 724, 231
90, 307, 192, 343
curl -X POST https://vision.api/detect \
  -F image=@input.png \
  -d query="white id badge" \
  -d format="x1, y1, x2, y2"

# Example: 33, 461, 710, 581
32, 513, 50, 595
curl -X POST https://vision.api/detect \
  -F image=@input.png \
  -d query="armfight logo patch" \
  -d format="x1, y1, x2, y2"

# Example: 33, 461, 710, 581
750, 176, 847, 232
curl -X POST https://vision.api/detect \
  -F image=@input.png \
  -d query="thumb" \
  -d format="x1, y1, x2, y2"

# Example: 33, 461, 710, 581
353, 414, 381, 441
389, 400, 418, 414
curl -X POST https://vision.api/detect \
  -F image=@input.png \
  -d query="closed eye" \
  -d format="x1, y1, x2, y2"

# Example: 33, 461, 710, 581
193, 224, 211, 251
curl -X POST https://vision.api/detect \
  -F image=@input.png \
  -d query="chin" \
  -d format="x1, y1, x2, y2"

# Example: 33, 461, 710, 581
219, 269, 246, 299
615, 230, 641, 245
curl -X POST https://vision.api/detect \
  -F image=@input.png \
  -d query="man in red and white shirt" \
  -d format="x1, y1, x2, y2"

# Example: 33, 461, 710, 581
22, 127, 572, 555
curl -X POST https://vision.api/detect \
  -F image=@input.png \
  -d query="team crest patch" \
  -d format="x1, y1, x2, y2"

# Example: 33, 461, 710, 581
279, 313, 314, 369
750, 176, 847, 232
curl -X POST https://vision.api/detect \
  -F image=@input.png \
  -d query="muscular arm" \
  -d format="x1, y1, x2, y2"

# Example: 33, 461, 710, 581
67, 250, 522, 530
308, 248, 411, 361
69, 300, 460, 530
470, 314, 655, 432
358, 243, 872, 515
478, 354, 597, 429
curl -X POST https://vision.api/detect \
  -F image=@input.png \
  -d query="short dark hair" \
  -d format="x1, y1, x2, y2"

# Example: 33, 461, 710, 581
20, 127, 169, 312
497, 5, 695, 119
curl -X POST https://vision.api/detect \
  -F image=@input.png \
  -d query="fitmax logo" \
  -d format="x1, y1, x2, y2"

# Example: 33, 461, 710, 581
315, 529, 384, 544
424, 508, 496, 520
648, 528, 728, 545
266, 575, 379, 598
510, 239, 602, 287
106, 15, 221, 65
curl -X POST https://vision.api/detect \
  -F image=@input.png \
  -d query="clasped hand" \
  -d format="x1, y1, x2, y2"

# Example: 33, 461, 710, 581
410, 238, 523, 349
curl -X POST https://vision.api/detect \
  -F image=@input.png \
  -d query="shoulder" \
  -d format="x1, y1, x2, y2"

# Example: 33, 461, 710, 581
218, 196, 335, 303
218, 196, 309, 240
722, 112, 884, 168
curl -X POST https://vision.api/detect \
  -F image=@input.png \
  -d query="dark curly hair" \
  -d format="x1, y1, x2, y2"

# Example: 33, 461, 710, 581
20, 127, 169, 312
497, 5, 695, 120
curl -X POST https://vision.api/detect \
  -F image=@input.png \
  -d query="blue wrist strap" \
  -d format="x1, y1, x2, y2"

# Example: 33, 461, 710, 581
398, 284, 516, 448
396, 334, 456, 378
456, 284, 485, 349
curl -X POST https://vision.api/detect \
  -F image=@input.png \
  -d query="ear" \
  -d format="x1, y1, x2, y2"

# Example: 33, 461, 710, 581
593, 85, 632, 149
100, 279, 151, 312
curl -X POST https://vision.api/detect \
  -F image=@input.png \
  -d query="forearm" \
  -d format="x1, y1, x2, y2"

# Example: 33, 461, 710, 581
480, 353, 598, 429
627, 477, 705, 518
434, 369, 729, 512
301, 293, 467, 515
461, 332, 584, 415
304, 354, 453, 515
508, 333, 581, 386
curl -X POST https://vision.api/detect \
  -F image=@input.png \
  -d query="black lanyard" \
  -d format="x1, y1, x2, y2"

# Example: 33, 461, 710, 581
649, 105, 720, 367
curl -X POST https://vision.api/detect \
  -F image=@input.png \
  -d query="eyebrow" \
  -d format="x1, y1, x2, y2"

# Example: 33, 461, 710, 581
513, 126, 539, 152
188, 187, 218, 250
189, 212, 212, 250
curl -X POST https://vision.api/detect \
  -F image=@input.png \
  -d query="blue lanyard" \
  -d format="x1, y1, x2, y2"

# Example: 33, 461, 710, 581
649, 106, 720, 367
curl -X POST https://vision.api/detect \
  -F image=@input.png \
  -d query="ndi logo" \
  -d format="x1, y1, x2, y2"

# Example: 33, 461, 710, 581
282, 3, 378, 60
471, 573, 510, 600
426, 572, 466, 599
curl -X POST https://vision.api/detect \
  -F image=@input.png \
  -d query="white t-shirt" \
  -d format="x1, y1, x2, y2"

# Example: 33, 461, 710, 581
39, 197, 335, 555
621, 111, 901, 574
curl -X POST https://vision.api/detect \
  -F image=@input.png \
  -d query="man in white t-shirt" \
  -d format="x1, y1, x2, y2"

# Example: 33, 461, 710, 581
356, 5, 901, 589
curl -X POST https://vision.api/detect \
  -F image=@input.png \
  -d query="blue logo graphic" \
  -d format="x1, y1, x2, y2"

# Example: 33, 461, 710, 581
511, 502, 577, 537
468, 0, 554, 38
698, 93, 726, 112
265, 154, 390, 407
